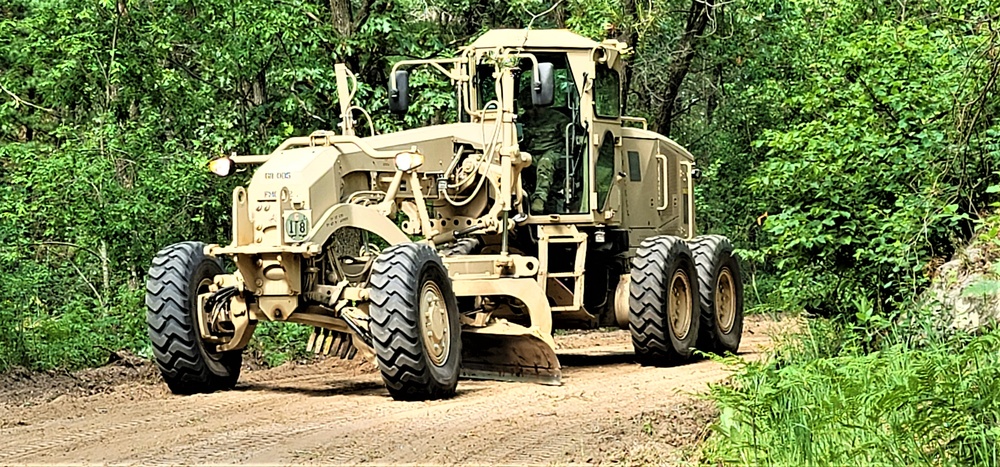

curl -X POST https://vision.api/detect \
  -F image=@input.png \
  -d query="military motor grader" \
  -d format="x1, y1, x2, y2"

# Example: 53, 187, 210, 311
145, 29, 744, 400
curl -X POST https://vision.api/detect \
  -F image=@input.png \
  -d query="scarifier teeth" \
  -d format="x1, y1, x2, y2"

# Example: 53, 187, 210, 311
306, 327, 320, 353
321, 329, 335, 355
306, 328, 358, 359
336, 335, 350, 359
335, 333, 358, 360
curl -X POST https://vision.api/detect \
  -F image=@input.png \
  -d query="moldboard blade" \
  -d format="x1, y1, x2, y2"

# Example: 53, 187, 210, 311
460, 333, 561, 385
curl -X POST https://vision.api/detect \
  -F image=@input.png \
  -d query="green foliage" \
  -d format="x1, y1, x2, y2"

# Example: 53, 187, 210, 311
248, 322, 313, 368
961, 263, 1000, 297
704, 317, 1000, 466
681, 0, 1000, 317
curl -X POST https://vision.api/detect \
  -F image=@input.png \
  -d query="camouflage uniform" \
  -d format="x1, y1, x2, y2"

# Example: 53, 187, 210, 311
520, 107, 571, 213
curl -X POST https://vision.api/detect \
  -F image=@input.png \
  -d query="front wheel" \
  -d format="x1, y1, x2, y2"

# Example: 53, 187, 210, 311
629, 236, 700, 364
369, 243, 462, 401
146, 242, 242, 394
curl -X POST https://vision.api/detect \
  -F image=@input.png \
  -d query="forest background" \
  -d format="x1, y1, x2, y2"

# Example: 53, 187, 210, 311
2, 0, 999, 464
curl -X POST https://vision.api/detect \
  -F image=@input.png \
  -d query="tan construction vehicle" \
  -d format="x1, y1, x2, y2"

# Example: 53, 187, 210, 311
145, 29, 744, 400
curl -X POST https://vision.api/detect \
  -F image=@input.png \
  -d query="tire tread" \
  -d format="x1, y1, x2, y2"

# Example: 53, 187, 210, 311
145, 241, 241, 394
369, 243, 459, 401
629, 236, 700, 364
689, 235, 744, 354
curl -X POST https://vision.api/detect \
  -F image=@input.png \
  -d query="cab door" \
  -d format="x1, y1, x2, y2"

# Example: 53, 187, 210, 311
591, 62, 624, 225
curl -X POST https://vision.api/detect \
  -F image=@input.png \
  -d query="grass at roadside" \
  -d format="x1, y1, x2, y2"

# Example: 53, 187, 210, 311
701, 316, 1000, 466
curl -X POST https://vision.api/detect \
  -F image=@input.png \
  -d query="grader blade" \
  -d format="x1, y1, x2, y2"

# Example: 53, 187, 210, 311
460, 332, 561, 385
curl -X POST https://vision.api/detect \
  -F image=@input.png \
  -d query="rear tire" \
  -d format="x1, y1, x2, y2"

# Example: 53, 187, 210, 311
370, 243, 461, 401
146, 242, 242, 394
629, 236, 700, 364
690, 235, 744, 354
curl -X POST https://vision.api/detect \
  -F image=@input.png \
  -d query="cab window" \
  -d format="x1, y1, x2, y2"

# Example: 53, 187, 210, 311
594, 66, 621, 118
475, 64, 498, 110
596, 131, 616, 209
516, 57, 578, 118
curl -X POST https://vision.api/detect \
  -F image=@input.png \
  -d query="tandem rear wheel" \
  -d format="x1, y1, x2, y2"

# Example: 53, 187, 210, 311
628, 234, 745, 363
690, 235, 744, 354
629, 236, 701, 364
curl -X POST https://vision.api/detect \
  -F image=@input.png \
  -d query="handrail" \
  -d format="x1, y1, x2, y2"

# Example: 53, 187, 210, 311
656, 154, 668, 211
230, 132, 401, 165
680, 160, 695, 236
620, 116, 647, 130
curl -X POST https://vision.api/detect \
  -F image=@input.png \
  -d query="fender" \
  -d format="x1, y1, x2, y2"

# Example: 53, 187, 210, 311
306, 203, 410, 248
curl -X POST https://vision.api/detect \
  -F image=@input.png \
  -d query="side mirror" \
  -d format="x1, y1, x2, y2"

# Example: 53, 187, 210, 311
532, 62, 555, 107
389, 70, 409, 115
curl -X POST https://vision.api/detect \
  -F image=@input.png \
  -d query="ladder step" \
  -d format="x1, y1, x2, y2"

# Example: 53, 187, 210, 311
547, 272, 578, 278
545, 238, 585, 244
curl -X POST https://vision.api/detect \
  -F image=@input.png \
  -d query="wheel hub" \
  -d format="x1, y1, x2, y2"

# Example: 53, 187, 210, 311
195, 278, 227, 360
420, 281, 450, 367
716, 267, 736, 333
668, 270, 692, 340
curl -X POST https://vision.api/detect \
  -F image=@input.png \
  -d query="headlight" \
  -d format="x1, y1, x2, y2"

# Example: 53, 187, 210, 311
394, 151, 424, 172
208, 155, 235, 177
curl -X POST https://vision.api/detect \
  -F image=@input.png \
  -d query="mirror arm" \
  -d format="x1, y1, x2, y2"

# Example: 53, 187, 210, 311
389, 57, 466, 92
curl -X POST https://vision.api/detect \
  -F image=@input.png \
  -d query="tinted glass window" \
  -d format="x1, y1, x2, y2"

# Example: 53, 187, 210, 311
594, 66, 620, 118
476, 64, 498, 109
516, 55, 578, 117
596, 131, 616, 209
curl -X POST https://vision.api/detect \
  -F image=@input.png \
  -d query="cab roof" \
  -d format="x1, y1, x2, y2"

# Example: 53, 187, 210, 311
469, 29, 601, 50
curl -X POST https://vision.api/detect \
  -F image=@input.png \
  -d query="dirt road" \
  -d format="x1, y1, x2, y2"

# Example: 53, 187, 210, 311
0, 317, 780, 465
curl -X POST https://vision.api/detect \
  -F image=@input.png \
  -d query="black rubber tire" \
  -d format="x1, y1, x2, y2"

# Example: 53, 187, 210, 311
369, 243, 461, 401
690, 235, 744, 354
629, 235, 700, 364
146, 242, 242, 394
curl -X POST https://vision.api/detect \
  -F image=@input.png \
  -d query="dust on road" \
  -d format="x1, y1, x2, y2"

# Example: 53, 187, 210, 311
0, 316, 783, 465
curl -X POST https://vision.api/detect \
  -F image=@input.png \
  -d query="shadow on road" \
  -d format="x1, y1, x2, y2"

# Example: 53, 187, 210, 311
556, 349, 756, 369
234, 377, 487, 398
235, 379, 385, 397
557, 351, 636, 367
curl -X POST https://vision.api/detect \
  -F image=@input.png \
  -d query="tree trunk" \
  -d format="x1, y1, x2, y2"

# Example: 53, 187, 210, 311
706, 62, 722, 123
329, 0, 353, 36
654, 0, 713, 136
620, 0, 639, 113
554, 2, 566, 28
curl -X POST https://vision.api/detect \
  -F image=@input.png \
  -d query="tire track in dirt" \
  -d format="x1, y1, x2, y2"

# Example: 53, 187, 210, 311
284, 322, 775, 465
0, 316, 784, 465
261, 356, 656, 464
0, 367, 369, 463
142, 376, 556, 465
475, 366, 724, 465
119, 348, 653, 465
0, 394, 286, 463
